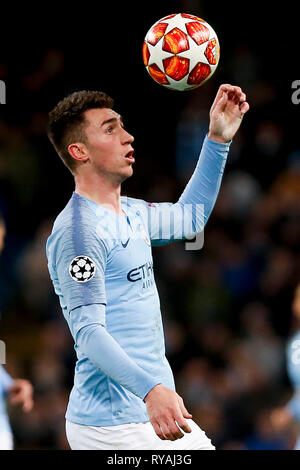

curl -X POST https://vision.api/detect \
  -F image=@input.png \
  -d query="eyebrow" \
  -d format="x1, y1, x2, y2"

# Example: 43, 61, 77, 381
100, 115, 124, 127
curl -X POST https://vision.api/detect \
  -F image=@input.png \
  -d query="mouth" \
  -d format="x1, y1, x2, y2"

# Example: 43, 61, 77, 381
124, 150, 135, 163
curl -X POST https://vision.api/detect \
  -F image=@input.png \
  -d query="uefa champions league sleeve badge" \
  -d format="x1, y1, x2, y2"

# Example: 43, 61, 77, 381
69, 255, 96, 282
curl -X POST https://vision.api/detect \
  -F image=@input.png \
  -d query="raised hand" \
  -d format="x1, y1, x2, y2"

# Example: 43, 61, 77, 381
208, 84, 250, 143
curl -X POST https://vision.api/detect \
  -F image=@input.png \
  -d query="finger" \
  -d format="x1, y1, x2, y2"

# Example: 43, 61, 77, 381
182, 409, 193, 419
213, 91, 228, 114
177, 396, 193, 418
167, 422, 184, 440
175, 417, 192, 434
227, 87, 247, 106
240, 101, 250, 114
231, 86, 245, 101
233, 86, 244, 100
177, 418, 192, 433
152, 421, 166, 440
219, 84, 235, 94
160, 422, 176, 441
210, 84, 232, 112
239, 92, 246, 103
177, 404, 193, 432
23, 397, 34, 413
227, 90, 239, 105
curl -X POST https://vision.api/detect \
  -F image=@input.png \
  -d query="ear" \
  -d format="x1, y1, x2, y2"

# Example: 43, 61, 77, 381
68, 143, 89, 163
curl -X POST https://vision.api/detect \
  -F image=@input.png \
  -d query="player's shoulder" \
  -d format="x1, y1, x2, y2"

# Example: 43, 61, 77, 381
53, 192, 98, 230
46, 193, 106, 256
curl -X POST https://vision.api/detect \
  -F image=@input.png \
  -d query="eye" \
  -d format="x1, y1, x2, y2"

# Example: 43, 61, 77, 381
106, 126, 113, 134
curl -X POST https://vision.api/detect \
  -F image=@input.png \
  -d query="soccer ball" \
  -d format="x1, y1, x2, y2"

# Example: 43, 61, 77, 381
142, 13, 220, 91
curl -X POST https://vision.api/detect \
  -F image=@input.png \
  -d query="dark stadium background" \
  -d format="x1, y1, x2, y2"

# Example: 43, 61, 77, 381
0, 0, 300, 449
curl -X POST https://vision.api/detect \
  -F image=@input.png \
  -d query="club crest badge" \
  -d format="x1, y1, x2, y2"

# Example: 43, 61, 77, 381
138, 224, 150, 246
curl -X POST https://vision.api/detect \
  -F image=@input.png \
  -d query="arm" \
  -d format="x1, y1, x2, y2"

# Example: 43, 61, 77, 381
71, 303, 160, 400
140, 86, 250, 439
146, 84, 249, 245
53, 227, 159, 398
0, 365, 33, 412
149, 137, 229, 246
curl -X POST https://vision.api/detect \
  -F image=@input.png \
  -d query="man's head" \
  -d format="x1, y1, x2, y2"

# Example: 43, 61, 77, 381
47, 90, 135, 182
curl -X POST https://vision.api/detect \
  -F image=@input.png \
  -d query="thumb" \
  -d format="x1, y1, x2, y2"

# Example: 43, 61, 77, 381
182, 409, 193, 419
179, 400, 193, 419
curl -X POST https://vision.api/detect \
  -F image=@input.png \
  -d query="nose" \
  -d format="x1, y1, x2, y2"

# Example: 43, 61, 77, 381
121, 127, 134, 144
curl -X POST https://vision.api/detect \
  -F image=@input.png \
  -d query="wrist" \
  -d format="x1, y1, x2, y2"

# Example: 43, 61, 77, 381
143, 383, 162, 402
207, 131, 231, 144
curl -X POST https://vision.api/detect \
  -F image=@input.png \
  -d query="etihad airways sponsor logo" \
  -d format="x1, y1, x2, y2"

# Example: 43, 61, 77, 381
127, 261, 154, 289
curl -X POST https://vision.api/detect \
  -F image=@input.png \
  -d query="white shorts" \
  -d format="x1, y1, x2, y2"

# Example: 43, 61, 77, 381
0, 431, 14, 450
66, 419, 215, 450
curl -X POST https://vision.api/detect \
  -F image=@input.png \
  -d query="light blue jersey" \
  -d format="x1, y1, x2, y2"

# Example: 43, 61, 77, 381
0, 365, 13, 433
46, 136, 230, 426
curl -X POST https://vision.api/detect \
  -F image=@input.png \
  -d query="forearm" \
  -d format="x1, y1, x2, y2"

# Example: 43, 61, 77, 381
178, 135, 230, 227
73, 304, 160, 400
149, 136, 230, 246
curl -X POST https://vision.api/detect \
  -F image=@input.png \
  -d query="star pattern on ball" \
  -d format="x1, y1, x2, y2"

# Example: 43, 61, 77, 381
180, 34, 210, 70
161, 13, 201, 36
147, 41, 173, 73
69, 255, 96, 283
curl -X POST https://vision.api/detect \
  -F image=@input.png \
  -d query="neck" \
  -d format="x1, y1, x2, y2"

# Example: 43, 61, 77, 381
74, 171, 123, 215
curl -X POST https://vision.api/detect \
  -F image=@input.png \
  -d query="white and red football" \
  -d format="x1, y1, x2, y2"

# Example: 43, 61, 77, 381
142, 13, 220, 91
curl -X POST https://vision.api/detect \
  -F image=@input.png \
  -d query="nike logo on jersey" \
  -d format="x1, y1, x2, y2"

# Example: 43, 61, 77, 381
121, 238, 130, 248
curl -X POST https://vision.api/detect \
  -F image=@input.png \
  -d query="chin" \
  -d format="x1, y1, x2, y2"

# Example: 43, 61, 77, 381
119, 167, 133, 183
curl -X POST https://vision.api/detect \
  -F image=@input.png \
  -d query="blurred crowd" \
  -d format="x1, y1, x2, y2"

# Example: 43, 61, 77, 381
0, 3, 300, 450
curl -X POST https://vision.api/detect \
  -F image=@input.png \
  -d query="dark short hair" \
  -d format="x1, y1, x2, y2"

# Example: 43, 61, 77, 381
47, 90, 114, 174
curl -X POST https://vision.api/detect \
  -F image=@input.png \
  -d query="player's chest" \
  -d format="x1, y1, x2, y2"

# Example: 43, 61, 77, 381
105, 213, 153, 276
